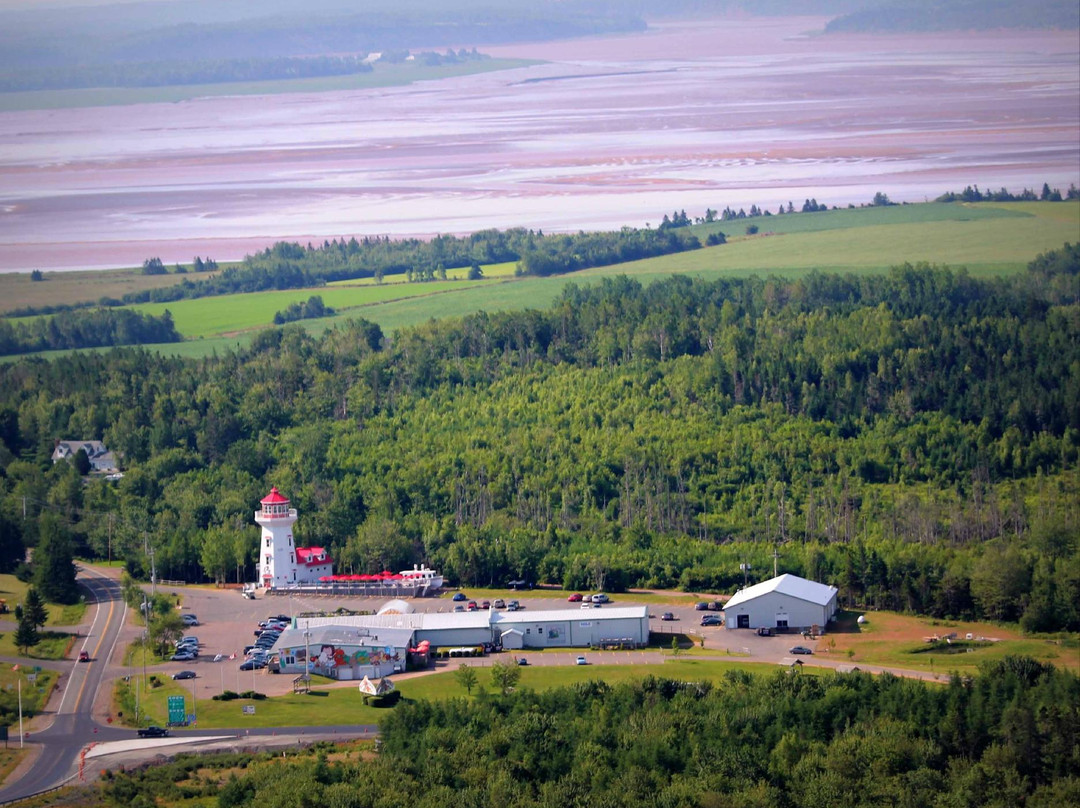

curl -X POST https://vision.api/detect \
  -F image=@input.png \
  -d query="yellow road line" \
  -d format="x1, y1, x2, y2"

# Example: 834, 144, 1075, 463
73, 575, 115, 714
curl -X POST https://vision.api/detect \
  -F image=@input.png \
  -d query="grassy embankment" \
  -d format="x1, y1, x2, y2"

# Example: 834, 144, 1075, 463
0, 59, 539, 113
0, 663, 59, 728
0, 575, 84, 660
4, 201, 1077, 361
115, 658, 822, 730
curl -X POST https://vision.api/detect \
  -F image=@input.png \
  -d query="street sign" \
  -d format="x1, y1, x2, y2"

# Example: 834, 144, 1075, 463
167, 695, 186, 725
242, 705, 255, 715
26, 675, 36, 684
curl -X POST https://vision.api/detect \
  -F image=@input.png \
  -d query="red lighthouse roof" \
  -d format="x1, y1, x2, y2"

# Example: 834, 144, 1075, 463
261, 486, 290, 505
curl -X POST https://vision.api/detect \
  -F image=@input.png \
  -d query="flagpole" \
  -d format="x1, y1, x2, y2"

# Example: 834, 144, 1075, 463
18, 674, 23, 748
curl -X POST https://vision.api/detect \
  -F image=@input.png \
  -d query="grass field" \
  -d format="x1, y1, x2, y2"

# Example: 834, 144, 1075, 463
4, 200, 1076, 361
0, 747, 28, 788
1, 267, 225, 316
825, 610, 1079, 675
117, 658, 818, 729
0, 663, 59, 727
0, 59, 538, 113
0, 576, 87, 627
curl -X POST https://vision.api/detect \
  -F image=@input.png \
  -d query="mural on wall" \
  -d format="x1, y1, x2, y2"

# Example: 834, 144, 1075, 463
290, 644, 402, 670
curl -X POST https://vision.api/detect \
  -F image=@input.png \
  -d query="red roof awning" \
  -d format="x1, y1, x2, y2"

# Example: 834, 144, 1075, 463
261, 486, 290, 505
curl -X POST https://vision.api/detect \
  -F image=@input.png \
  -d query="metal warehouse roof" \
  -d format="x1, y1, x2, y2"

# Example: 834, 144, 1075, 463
298, 611, 494, 633
724, 574, 838, 610
276, 625, 415, 649
492, 605, 649, 625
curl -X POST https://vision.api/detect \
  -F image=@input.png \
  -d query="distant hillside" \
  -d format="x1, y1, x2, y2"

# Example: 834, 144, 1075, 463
825, 0, 1079, 33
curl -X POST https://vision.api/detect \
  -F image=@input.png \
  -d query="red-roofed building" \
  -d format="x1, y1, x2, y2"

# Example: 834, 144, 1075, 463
253, 488, 333, 588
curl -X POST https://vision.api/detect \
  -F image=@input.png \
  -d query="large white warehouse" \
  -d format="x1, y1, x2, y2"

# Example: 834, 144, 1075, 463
723, 574, 838, 631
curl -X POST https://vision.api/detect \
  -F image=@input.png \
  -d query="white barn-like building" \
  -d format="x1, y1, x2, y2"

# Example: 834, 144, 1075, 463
723, 574, 838, 631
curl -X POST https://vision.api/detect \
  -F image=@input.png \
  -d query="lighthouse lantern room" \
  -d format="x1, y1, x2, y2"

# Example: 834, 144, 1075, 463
254, 487, 333, 589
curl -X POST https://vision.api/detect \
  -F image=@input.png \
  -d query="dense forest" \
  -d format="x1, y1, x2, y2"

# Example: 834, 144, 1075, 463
0, 308, 181, 356
1, 245, 1077, 632
90, 661, 1079, 807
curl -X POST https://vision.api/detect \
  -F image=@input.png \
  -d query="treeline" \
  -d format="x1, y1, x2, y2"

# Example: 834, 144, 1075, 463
0, 308, 181, 356
826, 0, 1079, 32
0, 251, 1077, 631
273, 295, 334, 325
937, 182, 1080, 203
0, 55, 373, 93
96, 661, 1080, 807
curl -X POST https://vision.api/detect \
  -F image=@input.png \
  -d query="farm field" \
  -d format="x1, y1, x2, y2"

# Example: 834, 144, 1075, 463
117, 658, 820, 730
0, 59, 538, 113
824, 610, 1079, 675
4, 200, 1077, 360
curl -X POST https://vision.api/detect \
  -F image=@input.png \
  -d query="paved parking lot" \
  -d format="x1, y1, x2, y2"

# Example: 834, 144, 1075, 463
110, 586, 819, 703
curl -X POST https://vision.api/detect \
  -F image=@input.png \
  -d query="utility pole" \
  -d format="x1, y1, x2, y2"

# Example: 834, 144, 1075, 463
17, 674, 23, 748
740, 562, 751, 587
773, 546, 780, 578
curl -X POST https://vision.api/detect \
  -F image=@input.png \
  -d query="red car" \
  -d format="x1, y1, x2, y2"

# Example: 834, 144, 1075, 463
567, 593, 583, 602
466, 601, 478, 612
78, 650, 90, 662
480, 600, 491, 609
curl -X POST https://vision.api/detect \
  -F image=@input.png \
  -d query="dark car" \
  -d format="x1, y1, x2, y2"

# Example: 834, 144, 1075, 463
78, 650, 90, 662
660, 612, 675, 622
708, 601, 723, 611
694, 602, 709, 611
137, 726, 169, 738
700, 615, 723, 627
239, 658, 267, 671
518, 657, 528, 666
757, 627, 773, 637
452, 592, 467, 602
172, 670, 197, 680
789, 645, 814, 655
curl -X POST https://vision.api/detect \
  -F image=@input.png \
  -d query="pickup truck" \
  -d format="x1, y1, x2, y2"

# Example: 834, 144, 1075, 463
137, 726, 169, 738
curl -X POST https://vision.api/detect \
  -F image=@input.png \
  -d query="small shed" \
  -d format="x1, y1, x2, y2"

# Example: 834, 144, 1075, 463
500, 629, 525, 650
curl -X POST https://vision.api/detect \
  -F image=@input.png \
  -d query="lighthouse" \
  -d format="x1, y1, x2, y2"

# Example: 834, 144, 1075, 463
254, 487, 333, 589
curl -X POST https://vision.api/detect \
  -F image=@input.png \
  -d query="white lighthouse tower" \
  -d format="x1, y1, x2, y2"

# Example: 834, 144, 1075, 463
254, 487, 333, 589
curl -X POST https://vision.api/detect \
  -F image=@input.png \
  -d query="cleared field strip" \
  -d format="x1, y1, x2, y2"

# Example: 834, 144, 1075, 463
128, 279, 492, 338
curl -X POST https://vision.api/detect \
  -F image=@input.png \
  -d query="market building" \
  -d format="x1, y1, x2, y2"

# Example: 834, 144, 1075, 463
274, 624, 413, 680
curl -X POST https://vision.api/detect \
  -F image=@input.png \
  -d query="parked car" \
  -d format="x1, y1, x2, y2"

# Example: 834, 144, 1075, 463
137, 726, 169, 738
171, 650, 197, 662
660, 612, 675, 622
518, 657, 528, 666
694, 602, 709, 611
453, 605, 465, 612
466, 601, 478, 612
700, 616, 723, 627
567, 593, 583, 602
592, 593, 610, 604
481, 600, 491, 609
506, 600, 520, 611
757, 627, 773, 637
181, 614, 199, 625
708, 601, 723, 611
176, 636, 199, 646
452, 592, 467, 602
582, 595, 593, 603
239, 658, 267, 671
492, 599, 506, 609
78, 650, 90, 662
172, 670, 197, 680
576, 656, 588, 665
789, 645, 813, 655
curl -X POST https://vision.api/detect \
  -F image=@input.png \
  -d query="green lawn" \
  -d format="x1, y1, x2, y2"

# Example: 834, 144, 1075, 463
0, 59, 539, 113
0, 663, 59, 727
841, 632, 1077, 676
0, 630, 74, 661
0, 575, 87, 626
120, 658, 823, 729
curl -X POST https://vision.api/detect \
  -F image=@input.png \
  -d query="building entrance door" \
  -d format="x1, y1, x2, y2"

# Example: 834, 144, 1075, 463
737, 614, 749, 629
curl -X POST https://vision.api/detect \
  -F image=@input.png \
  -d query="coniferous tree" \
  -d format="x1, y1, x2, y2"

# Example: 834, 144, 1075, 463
23, 586, 48, 630
14, 614, 38, 654
32, 515, 80, 605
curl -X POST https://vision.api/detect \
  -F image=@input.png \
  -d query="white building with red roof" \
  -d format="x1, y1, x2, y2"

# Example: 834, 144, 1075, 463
253, 487, 333, 589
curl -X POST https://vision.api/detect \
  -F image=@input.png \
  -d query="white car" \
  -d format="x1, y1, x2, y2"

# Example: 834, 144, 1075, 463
576, 656, 588, 665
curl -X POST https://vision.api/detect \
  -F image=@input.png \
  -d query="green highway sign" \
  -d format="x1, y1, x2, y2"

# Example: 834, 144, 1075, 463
167, 695, 186, 725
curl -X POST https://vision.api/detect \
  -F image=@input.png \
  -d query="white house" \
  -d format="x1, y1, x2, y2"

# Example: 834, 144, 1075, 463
51, 440, 118, 473
723, 574, 838, 631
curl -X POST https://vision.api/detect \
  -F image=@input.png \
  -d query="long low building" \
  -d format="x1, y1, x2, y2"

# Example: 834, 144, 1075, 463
275, 624, 413, 680
291, 604, 650, 652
